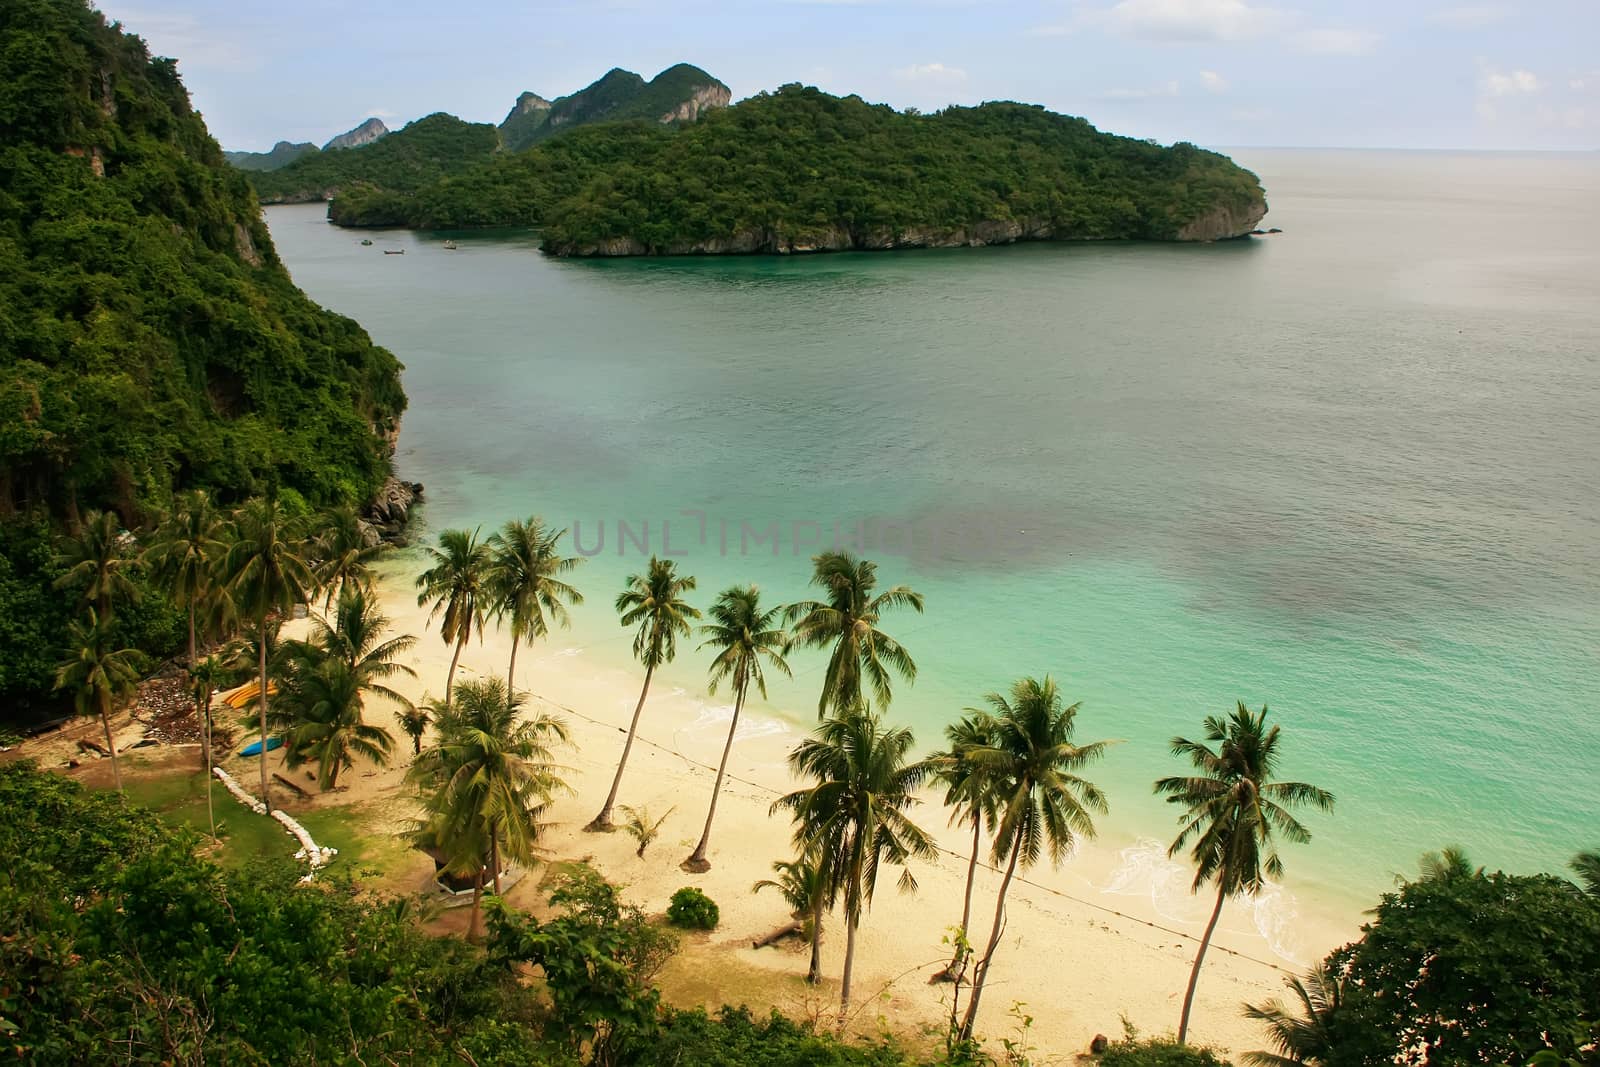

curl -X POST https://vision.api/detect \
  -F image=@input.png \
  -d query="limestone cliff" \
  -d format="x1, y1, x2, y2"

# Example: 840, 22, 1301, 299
323, 117, 389, 151
660, 82, 732, 123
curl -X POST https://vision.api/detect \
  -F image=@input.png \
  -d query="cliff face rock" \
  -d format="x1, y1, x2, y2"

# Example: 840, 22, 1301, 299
660, 83, 732, 123
363, 476, 423, 545
323, 117, 389, 151
1176, 197, 1267, 241
511, 91, 551, 117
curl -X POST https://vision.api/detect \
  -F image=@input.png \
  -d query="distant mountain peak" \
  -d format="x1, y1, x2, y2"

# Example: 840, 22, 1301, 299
323, 117, 389, 151
497, 63, 729, 152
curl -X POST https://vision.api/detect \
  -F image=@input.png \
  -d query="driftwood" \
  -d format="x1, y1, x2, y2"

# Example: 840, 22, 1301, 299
76, 738, 109, 756
272, 773, 312, 799
752, 922, 804, 950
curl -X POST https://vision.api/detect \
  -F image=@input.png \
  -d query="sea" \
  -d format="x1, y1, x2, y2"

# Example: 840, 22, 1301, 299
263, 147, 1600, 939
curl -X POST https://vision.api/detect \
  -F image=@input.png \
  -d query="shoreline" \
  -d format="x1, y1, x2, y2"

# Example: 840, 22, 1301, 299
275, 554, 1363, 1054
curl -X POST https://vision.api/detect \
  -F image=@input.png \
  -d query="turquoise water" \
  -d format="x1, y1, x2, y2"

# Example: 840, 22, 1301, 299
265, 148, 1600, 916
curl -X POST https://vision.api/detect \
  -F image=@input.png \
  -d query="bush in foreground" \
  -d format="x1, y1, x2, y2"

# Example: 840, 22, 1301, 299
667, 886, 721, 930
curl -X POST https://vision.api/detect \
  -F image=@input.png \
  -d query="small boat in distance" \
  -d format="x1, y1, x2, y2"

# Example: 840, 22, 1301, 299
443, 240, 458, 250
384, 249, 405, 255
360, 238, 373, 246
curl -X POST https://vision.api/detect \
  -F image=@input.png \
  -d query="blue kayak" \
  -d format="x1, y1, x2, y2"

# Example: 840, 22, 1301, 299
238, 737, 284, 758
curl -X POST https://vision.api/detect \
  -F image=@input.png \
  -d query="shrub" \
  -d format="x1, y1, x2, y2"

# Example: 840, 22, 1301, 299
667, 886, 720, 930
1098, 1037, 1233, 1067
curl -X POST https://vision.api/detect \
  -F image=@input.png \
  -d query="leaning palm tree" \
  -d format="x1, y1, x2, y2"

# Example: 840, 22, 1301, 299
929, 709, 1000, 983
189, 653, 230, 837
144, 490, 229, 673
415, 528, 493, 709
1155, 703, 1335, 1045
586, 556, 699, 832
54, 509, 140, 622
278, 656, 396, 789
53, 609, 141, 793
312, 501, 383, 609
487, 516, 583, 692
682, 585, 790, 872
1242, 959, 1347, 1067
1572, 850, 1600, 896
409, 678, 570, 939
785, 552, 923, 717
223, 497, 317, 812
773, 706, 935, 1027
958, 678, 1109, 1039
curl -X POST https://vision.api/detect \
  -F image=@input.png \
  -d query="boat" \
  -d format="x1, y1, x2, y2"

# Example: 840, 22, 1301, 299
384, 249, 405, 255
443, 240, 458, 250
238, 737, 285, 758
360, 238, 373, 246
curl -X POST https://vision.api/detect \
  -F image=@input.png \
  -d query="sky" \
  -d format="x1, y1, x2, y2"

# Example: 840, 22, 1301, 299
95, 0, 1599, 152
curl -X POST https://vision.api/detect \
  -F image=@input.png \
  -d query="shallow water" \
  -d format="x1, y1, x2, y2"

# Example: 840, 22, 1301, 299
266, 147, 1600, 926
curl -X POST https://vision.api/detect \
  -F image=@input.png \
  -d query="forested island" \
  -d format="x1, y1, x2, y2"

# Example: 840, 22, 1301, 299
319, 87, 1267, 252
0, 0, 405, 720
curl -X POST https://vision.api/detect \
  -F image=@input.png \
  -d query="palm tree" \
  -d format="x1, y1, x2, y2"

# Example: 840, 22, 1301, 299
487, 517, 583, 692
958, 678, 1109, 1040
399, 705, 431, 757
1154, 703, 1335, 1045
774, 707, 935, 1027
1242, 960, 1347, 1067
1572, 850, 1600, 896
682, 585, 790, 872
752, 850, 829, 964
415, 528, 493, 709
409, 678, 570, 939
54, 509, 140, 622
312, 502, 382, 609
586, 556, 699, 832
188, 653, 230, 837
620, 805, 673, 858
303, 584, 417, 700
223, 498, 317, 812
929, 709, 1000, 983
53, 609, 141, 793
1414, 845, 1480, 884
785, 552, 923, 717
143, 490, 228, 673
279, 657, 396, 789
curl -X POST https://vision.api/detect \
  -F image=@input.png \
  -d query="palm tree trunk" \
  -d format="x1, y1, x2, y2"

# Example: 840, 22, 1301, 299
683, 681, 745, 872
444, 634, 465, 709
1177, 882, 1228, 1045
506, 637, 519, 695
186, 603, 196, 670
468, 867, 484, 942
837, 902, 860, 1031
257, 634, 272, 813
491, 824, 503, 897
936, 815, 984, 983
586, 663, 654, 832
959, 830, 1024, 1041
807, 889, 825, 984
100, 690, 122, 793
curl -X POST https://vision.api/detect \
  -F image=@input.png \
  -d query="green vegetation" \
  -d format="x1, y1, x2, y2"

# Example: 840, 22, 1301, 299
331, 85, 1264, 250
667, 886, 721, 930
501, 64, 729, 153
0, 0, 405, 723
249, 112, 499, 205
1099, 1038, 1235, 1067
224, 139, 318, 171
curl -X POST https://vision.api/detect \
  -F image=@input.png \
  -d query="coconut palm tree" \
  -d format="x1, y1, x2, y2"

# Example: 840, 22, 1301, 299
487, 516, 583, 692
415, 528, 493, 709
302, 584, 416, 701
586, 556, 699, 832
144, 490, 229, 674
312, 502, 382, 609
774, 707, 935, 1027
279, 657, 396, 789
223, 497, 317, 812
785, 552, 923, 717
929, 709, 1000, 983
189, 653, 229, 837
53, 608, 141, 793
1572, 850, 1600, 896
1155, 703, 1335, 1045
958, 678, 1109, 1040
409, 678, 570, 939
619, 805, 673, 858
682, 585, 791, 872
399, 705, 431, 757
54, 509, 140, 622
752, 849, 830, 967
1242, 960, 1347, 1067
1413, 845, 1480, 884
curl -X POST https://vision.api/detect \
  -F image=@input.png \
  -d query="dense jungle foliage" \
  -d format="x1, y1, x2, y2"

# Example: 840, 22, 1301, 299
0, 0, 406, 719
249, 112, 500, 203
500, 64, 728, 152
323, 86, 1265, 249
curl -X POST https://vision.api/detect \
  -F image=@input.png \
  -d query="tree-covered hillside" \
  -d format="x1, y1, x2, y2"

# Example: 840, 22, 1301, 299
249, 112, 499, 203
328, 85, 1267, 251
0, 0, 405, 716
502, 63, 730, 151
224, 139, 318, 171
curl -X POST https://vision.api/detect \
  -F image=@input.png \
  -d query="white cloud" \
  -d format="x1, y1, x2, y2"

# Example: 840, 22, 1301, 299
1482, 68, 1543, 96
1199, 69, 1228, 93
893, 62, 968, 83
1292, 28, 1381, 55
1096, 80, 1181, 100
1090, 0, 1287, 42
1427, 4, 1514, 29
